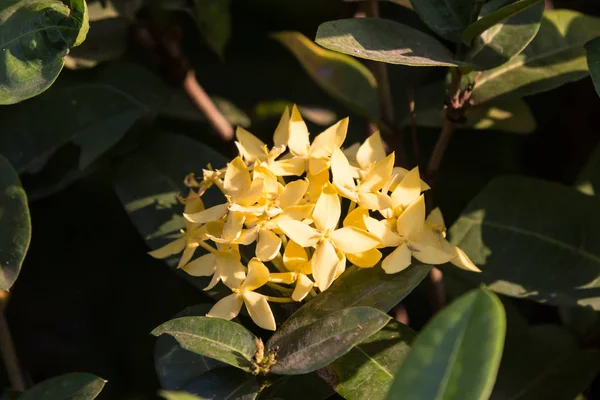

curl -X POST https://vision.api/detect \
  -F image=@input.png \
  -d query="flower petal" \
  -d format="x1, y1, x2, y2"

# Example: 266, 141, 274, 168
329, 226, 380, 253
235, 178, 264, 206
207, 293, 243, 320
242, 291, 276, 331
244, 258, 271, 291
283, 240, 310, 273
279, 204, 314, 221
312, 240, 339, 291
216, 252, 246, 289
313, 183, 341, 232
276, 219, 321, 248
451, 247, 481, 272
334, 250, 346, 279
391, 167, 422, 210
411, 228, 456, 265
382, 244, 412, 274
356, 131, 386, 169
269, 272, 297, 284
184, 203, 228, 224
279, 179, 309, 209
203, 271, 221, 291
236, 226, 260, 245
427, 207, 446, 233
183, 197, 205, 215
182, 253, 217, 276
269, 157, 306, 176
331, 147, 357, 190
224, 157, 251, 194
148, 237, 186, 259
273, 106, 290, 147
253, 164, 279, 195
288, 105, 310, 156
363, 216, 402, 247
236, 126, 267, 162
256, 229, 282, 261
292, 274, 314, 301
343, 207, 368, 230
306, 169, 330, 201
358, 192, 392, 211
222, 212, 245, 242
347, 248, 382, 268
360, 153, 395, 192
310, 117, 348, 157
308, 157, 329, 176
177, 246, 197, 269
396, 195, 425, 238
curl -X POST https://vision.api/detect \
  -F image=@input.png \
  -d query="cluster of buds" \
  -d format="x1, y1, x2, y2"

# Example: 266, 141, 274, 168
150, 106, 479, 331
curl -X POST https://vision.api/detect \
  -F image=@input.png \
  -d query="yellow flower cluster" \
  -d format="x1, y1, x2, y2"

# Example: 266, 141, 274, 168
149, 106, 479, 331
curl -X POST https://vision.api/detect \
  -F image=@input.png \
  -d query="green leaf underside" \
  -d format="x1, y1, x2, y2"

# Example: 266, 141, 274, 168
19, 373, 105, 400
586, 37, 600, 98
268, 307, 391, 375
449, 176, 600, 309
472, 9, 600, 104
315, 18, 466, 67
0, 155, 31, 290
466, 0, 544, 71
0, 0, 89, 104
462, 0, 543, 45
152, 316, 258, 372
274, 31, 380, 118
386, 288, 506, 400
408, 0, 474, 43
182, 367, 260, 400
272, 264, 430, 341
329, 320, 416, 400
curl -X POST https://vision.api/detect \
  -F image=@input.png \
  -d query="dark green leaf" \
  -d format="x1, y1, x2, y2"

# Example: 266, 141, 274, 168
462, 0, 542, 45
0, 0, 89, 104
152, 316, 258, 373
472, 9, 600, 104
449, 176, 600, 309
328, 320, 416, 400
268, 307, 391, 375
386, 288, 505, 400
586, 37, 600, 98
194, 0, 231, 58
408, 0, 475, 42
315, 18, 466, 67
576, 142, 600, 196
0, 155, 30, 290
272, 264, 430, 341
155, 305, 226, 390
258, 373, 333, 400
180, 367, 260, 400
19, 373, 105, 400
273, 31, 380, 118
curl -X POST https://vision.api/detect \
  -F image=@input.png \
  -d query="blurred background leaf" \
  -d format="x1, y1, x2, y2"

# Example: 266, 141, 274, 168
586, 36, 600, 98
18, 372, 105, 400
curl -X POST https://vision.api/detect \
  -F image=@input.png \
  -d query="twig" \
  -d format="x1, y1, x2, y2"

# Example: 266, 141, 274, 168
407, 88, 420, 167
0, 301, 26, 392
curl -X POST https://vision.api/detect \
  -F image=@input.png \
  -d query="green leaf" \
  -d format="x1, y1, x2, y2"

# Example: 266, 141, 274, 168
386, 288, 505, 400
586, 37, 600, 98
576, 142, 600, 196
449, 176, 600, 309
408, 0, 475, 42
462, 0, 542, 45
315, 18, 466, 67
19, 373, 105, 400
272, 264, 430, 341
155, 305, 226, 390
180, 367, 260, 400
0, 62, 169, 174
472, 9, 600, 104
328, 320, 416, 400
258, 373, 333, 400
152, 316, 258, 373
268, 307, 391, 375
160, 391, 202, 400
0, 0, 89, 104
0, 155, 30, 290
273, 31, 380, 118
194, 0, 231, 58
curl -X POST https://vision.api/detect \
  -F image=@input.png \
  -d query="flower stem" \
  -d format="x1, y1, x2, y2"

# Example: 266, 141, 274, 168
265, 296, 296, 303
266, 282, 293, 295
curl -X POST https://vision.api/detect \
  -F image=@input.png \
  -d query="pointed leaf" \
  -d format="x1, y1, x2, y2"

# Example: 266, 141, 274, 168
268, 307, 391, 375
273, 31, 379, 118
0, 0, 89, 104
449, 176, 600, 309
194, 0, 231, 58
315, 18, 467, 67
386, 288, 505, 400
473, 10, 600, 104
586, 37, 600, 98
576, 141, 600, 196
19, 373, 105, 400
152, 317, 258, 373
408, 0, 475, 42
0, 155, 30, 290
328, 320, 416, 400
181, 367, 260, 400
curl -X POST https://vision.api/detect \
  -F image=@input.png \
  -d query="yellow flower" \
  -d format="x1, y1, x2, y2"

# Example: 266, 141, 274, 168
207, 258, 277, 330
182, 243, 246, 291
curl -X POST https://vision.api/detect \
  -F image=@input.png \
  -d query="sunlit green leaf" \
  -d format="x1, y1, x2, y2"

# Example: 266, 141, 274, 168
160, 391, 202, 400
386, 288, 505, 400
315, 18, 466, 67
408, 0, 475, 42
0, 155, 30, 290
195, 0, 231, 58
19, 373, 105, 400
274, 31, 380, 118
586, 37, 600, 98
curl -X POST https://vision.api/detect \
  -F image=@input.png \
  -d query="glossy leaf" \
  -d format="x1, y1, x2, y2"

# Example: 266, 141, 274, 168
408, 0, 475, 42
273, 31, 380, 118
466, 0, 544, 70
0, 155, 31, 290
328, 320, 416, 400
473, 10, 600, 104
194, 0, 231, 58
268, 307, 391, 375
19, 373, 105, 400
258, 373, 333, 400
155, 305, 225, 390
586, 37, 600, 98
449, 176, 600, 309
462, 0, 542, 45
152, 317, 258, 373
0, 0, 89, 104
315, 18, 466, 67
272, 264, 430, 341
182, 367, 260, 400
386, 288, 505, 400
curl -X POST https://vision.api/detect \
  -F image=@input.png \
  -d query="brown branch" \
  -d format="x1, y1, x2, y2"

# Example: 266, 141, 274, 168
0, 295, 25, 392
428, 268, 447, 313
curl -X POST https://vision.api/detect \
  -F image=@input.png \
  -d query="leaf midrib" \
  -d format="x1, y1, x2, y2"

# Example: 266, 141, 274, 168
1, 24, 77, 50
